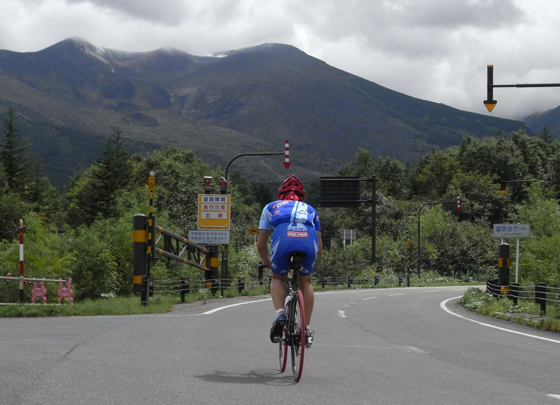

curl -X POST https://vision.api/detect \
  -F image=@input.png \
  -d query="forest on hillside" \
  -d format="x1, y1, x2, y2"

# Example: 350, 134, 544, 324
1, 107, 559, 302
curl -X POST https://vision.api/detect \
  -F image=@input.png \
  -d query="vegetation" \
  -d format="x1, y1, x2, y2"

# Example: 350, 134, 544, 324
459, 287, 560, 332
1, 106, 560, 322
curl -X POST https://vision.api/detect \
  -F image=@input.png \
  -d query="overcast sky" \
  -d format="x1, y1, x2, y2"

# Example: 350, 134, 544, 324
2, 0, 560, 121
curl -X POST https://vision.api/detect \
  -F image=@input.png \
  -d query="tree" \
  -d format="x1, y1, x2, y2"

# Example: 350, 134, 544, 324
413, 151, 461, 199
539, 125, 553, 143
0, 107, 34, 193
65, 130, 134, 226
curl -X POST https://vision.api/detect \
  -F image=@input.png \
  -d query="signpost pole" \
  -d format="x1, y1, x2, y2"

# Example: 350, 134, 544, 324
515, 238, 520, 284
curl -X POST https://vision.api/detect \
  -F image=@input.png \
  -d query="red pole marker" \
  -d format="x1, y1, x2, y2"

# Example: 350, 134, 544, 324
456, 194, 461, 211
19, 219, 24, 277
284, 140, 291, 169
19, 219, 24, 302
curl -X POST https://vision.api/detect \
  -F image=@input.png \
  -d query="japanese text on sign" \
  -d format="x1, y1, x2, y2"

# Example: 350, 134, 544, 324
493, 223, 531, 238
198, 194, 231, 229
188, 230, 230, 245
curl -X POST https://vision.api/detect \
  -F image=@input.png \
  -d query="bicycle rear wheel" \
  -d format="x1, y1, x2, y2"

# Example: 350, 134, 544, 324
289, 290, 305, 382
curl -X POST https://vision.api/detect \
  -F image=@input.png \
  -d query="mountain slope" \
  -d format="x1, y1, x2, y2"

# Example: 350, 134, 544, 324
524, 106, 560, 137
0, 38, 530, 187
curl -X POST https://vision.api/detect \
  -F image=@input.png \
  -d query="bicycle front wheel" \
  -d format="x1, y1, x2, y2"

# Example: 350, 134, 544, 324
279, 323, 288, 372
289, 290, 305, 382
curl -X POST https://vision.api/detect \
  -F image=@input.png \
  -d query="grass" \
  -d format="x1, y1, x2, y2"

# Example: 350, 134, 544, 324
458, 287, 560, 333
0, 286, 271, 318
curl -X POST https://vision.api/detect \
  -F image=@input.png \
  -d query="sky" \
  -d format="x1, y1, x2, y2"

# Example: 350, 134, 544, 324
2, 0, 560, 121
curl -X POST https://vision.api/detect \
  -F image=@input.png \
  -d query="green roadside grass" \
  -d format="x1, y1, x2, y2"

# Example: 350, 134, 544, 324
458, 287, 560, 333
0, 286, 270, 317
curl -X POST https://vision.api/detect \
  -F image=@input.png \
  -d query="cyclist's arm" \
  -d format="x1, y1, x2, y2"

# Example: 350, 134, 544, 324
257, 229, 270, 265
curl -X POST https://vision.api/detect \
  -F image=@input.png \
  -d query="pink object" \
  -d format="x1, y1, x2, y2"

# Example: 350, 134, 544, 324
57, 278, 74, 305
31, 279, 47, 304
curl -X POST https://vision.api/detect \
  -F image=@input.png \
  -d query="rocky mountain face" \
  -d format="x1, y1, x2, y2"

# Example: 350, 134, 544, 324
0, 38, 531, 187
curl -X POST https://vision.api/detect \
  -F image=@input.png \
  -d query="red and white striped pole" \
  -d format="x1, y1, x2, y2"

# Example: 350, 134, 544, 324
283, 139, 291, 169
19, 219, 24, 302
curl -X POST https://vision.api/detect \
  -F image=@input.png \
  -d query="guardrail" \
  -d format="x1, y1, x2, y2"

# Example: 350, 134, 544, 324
486, 279, 560, 315
150, 274, 412, 303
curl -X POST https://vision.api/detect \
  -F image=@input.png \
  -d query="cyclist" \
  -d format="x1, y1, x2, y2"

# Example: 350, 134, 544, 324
257, 175, 322, 348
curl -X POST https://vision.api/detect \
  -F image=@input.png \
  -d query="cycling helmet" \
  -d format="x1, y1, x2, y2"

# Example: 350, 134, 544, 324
277, 175, 305, 201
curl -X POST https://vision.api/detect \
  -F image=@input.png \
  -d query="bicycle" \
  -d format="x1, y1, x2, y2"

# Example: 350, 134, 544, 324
260, 252, 307, 382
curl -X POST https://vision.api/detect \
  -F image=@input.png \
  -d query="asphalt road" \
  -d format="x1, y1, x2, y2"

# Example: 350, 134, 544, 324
1, 286, 560, 405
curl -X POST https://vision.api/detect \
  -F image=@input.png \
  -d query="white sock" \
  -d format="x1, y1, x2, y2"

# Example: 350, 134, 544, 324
275, 309, 284, 316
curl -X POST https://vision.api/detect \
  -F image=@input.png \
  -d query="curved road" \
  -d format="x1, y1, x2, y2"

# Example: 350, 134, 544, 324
2, 286, 560, 404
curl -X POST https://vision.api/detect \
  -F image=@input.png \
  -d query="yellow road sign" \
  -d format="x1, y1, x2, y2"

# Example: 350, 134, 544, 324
249, 226, 258, 235
198, 194, 231, 229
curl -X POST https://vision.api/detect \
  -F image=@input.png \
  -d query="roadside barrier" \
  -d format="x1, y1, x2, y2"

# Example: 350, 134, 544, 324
150, 274, 412, 302
0, 276, 74, 305
486, 279, 560, 315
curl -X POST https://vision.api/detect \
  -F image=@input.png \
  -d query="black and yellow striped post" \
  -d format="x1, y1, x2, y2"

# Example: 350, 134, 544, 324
498, 243, 510, 290
147, 172, 155, 263
133, 213, 148, 302
205, 245, 219, 295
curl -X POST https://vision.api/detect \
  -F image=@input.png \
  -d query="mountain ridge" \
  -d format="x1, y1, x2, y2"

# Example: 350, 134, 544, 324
0, 38, 533, 188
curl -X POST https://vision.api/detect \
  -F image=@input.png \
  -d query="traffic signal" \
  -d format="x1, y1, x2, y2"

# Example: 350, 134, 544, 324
219, 177, 228, 194
499, 171, 506, 194
202, 176, 212, 194
484, 65, 497, 112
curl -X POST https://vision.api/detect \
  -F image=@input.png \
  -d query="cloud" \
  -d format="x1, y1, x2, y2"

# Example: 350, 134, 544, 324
1, 0, 560, 120
65, 0, 189, 25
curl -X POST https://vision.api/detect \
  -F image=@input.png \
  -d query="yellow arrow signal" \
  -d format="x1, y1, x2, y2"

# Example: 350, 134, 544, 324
484, 100, 497, 112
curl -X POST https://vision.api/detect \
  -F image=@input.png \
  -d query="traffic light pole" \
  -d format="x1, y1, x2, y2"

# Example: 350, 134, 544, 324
484, 65, 560, 112
224, 152, 284, 180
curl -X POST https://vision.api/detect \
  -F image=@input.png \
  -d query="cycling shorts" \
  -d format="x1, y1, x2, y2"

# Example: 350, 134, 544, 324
269, 223, 318, 276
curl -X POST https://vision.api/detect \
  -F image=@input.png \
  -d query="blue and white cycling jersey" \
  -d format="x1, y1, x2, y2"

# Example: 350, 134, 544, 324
259, 200, 321, 276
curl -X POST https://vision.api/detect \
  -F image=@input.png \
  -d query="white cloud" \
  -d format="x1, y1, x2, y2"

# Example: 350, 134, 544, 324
1, 0, 560, 121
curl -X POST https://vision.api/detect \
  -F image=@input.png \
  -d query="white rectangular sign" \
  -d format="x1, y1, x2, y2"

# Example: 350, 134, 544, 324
188, 230, 230, 245
493, 223, 531, 238
198, 194, 231, 229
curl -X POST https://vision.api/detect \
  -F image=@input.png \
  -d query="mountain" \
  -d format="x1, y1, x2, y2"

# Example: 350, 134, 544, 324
524, 106, 560, 137
0, 38, 530, 188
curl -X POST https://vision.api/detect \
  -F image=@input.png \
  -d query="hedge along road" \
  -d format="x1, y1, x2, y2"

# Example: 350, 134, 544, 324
2, 286, 560, 405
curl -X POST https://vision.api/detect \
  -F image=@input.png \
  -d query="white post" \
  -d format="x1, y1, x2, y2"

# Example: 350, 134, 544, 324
515, 238, 520, 284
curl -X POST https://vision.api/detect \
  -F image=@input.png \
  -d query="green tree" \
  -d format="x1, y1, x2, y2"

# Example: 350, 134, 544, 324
65, 130, 133, 226
413, 151, 461, 200
511, 183, 560, 285
0, 107, 34, 192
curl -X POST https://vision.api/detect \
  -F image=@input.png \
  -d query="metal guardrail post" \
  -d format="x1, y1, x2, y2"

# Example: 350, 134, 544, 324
535, 283, 547, 316
510, 283, 519, 306
180, 278, 190, 303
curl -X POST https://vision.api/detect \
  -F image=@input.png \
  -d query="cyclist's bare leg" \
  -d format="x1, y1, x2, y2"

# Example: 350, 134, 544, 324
270, 273, 289, 311
298, 274, 314, 326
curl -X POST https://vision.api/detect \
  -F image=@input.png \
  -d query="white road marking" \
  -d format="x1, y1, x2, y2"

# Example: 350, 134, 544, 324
405, 346, 428, 354
547, 394, 560, 400
362, 297, 378, 301
202, 298, 271, 314
338, 310, 347, 318
441, 296, 560, 344
389, 293, 404, 296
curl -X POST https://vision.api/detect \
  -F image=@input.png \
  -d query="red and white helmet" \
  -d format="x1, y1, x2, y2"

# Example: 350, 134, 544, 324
277, 175, 305, 201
